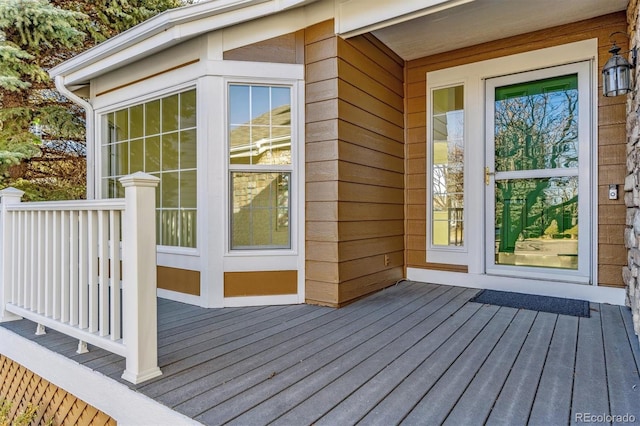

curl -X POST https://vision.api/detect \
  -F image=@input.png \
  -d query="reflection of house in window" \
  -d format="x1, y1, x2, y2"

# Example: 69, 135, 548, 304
228, 85, 292, 250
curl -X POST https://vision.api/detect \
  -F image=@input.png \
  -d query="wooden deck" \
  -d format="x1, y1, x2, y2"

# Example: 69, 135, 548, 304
2, 281, 640, 425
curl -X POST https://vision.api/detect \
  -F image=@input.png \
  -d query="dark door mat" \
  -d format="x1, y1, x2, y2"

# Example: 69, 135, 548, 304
470, 289, 590, 317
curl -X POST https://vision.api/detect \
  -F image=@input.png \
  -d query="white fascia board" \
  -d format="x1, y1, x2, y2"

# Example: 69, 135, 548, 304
336, 0, 475, 38
51, 0, 319, 85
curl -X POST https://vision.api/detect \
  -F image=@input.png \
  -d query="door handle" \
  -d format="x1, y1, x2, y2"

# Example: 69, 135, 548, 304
485, 167, 495, 185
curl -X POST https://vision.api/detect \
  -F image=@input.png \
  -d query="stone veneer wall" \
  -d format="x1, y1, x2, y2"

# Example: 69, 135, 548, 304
624, 0, 640, 344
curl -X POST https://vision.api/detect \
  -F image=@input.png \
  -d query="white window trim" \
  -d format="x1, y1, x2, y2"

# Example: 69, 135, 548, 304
223, 77, 302, 258
425, 38, 598, 283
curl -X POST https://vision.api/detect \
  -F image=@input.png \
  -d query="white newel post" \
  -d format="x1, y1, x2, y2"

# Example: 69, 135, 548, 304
0, 188, 24, 322
119, 173, 162, 384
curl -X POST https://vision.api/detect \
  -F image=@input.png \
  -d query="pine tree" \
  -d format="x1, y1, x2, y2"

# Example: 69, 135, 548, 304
0, 0, 188, 200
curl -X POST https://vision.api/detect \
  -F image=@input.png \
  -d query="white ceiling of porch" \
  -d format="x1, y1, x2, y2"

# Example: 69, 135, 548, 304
371, 0, 629, 61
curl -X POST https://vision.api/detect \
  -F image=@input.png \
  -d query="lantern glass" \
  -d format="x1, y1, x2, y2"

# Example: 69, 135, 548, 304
602, 52, 633, 96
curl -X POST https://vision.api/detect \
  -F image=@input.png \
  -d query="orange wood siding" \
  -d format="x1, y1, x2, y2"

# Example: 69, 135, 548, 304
405, 12, 628, 287
0, 355, 115, 426
157, 266, 200, 296
223, 31, 304, 64
305, 20, 405, 307
224, 271, 297, 297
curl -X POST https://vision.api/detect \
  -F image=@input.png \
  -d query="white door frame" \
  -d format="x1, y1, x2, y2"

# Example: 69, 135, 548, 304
407, 39, 624, 304
484, 62, 592, 284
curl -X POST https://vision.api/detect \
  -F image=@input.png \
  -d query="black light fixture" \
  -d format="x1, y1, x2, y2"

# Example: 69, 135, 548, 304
602, 32, 637, 97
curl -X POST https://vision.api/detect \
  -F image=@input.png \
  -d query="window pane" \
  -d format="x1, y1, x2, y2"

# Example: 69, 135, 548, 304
494, 176, 578, 269
115, 109, 129, 142
180, 170, 197, 208
104, 113, 116, 144
145, 136, 160, 172
129, 138, 144, 173
145, 100, 160, 135
181, 210, 197, 248
161, 172, 179, 208
229, 125, 251, 165
180, 129, 197, 170
130, 105, 144, 139
494, 74, 578, 172
180, 89, 197, 129
229, 85, 250, 125
115, 142, 128, 175
162, 94, 179, 133
230, 172, 290, 249
162, 132, 179, 171
431, 85, 464, 247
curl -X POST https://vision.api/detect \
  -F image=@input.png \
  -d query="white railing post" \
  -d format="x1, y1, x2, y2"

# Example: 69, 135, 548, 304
119, 172, 162, 384
0, 187, 24, 322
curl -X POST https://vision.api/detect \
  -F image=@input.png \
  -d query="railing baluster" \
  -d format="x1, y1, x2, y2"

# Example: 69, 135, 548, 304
51, 211, 60, 319
9, 211, 17, 304
88, 210, 99, 333
26, 211, 33, 310
70, 211, 79, 326
79, 211, 88, 330
43, 211, 53, 316
110, 210, 122, 341
36, 211, 46, 314
27, 212, 38, 312
60, 211, 70, 323
98, 210, 109, 337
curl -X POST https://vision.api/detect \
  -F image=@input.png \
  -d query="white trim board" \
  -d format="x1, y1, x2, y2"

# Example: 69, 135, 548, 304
0, 327, 200, 426
406, 267, 625, 306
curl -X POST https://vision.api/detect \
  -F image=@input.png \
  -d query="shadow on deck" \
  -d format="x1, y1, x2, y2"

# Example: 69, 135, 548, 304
2, 281, 640, 425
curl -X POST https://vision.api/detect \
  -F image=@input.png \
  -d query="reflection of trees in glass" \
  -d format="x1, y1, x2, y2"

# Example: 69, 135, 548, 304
494, 75, 578, 254
432, 105, 464, 246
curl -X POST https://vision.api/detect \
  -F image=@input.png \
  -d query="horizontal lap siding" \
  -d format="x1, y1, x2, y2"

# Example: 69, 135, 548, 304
305, 20, 405, 306
405, 12, 627, 287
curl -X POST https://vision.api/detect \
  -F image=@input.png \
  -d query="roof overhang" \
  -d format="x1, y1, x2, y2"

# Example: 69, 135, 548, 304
368, 0, 629, 61
50, 0, 320, 86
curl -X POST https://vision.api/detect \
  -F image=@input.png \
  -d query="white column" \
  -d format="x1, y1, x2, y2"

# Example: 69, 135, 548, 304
0, 187, 24, 322
119, 172, 162, 384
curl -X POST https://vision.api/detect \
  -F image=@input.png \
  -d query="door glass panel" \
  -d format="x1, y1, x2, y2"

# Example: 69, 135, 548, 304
493, 73, 579, 270
494, 177, 578, 269
431, 85, 464, 247
494, 74, 578, 172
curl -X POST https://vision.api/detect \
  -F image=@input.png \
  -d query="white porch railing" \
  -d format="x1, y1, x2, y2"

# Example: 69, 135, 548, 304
0, 172, 161, 384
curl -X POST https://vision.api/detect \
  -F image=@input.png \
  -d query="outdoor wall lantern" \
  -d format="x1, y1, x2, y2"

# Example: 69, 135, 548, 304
602, 32, 637, 97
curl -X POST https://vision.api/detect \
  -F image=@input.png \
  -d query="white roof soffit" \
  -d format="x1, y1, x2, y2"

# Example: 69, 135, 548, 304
50, 0, 319, 86
336, 0, 475, 38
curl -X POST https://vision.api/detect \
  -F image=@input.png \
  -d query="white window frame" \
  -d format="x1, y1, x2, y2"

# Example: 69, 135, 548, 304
220, 74, 305, 272
95, 81, 200, 257
426, 81, 469, 265
226, 81, 295, 252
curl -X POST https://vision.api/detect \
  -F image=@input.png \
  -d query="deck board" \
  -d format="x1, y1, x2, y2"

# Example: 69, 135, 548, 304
355, 304, 497, 425
570, 306, 610, 426
193, 284, 445, 424
485, 311, 557, 425
272, 287, 473, 426
2, 281, 640, 426
600, 304, 640, 421
529, 314, 578, 425
231, 286, 465, 425
443, 308, 537, 425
